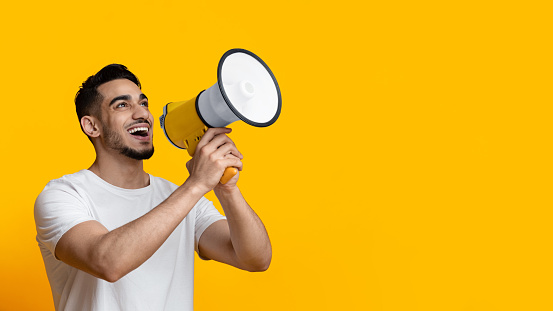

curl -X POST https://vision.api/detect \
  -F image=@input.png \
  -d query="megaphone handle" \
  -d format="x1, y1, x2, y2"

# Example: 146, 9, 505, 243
220, 167, 238, 184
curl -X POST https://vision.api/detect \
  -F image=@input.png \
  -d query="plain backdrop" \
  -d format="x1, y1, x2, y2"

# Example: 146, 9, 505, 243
1, 0, 552, 310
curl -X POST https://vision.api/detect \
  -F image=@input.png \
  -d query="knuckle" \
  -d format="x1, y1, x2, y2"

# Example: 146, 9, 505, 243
216, 160, 227, 170
199, 147, 209, 156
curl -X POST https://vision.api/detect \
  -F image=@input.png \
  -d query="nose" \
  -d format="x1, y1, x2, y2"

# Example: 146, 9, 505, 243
132, 103, 151, 121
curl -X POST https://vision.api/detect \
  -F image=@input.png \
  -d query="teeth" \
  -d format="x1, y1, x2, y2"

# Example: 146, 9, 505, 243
128, 127, 149, 134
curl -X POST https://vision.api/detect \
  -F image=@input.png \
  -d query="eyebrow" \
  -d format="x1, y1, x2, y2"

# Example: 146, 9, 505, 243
109, 93, 148, 107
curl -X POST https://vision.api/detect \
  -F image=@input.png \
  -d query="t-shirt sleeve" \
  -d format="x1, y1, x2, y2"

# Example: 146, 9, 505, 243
194, 197, 226, 260
34, 180, 95, 258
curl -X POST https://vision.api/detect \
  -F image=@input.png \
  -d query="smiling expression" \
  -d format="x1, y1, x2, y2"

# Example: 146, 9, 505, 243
97, 79, 155, 160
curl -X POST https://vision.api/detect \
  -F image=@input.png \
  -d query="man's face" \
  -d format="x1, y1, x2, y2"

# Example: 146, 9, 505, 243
97, 79, 154, 160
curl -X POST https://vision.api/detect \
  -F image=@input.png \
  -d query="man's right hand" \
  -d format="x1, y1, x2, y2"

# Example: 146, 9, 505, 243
185, 127, 243, 195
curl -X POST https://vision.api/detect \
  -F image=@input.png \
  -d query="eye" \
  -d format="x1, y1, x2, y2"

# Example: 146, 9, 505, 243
140, 101, 149, 107
116, 102, 128, 108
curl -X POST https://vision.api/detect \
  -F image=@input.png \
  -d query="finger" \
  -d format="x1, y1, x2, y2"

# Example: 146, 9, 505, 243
202, 133, 243, 159
196, 127, 232, 151
208, 132, 234, 150
223, 153, 243, 171
211, 134, 243, 159
212, 141, 241, 160
219, 157, 243, 171
197, 131, 234, 157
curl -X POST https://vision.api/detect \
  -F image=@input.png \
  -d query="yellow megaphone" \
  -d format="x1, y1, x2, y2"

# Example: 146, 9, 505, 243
159, 49, 282, 184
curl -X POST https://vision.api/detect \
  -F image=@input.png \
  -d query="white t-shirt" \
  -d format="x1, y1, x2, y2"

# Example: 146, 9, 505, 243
34, 170, 226, 311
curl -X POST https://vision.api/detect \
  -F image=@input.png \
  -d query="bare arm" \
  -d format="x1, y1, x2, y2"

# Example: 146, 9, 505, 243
198, 185, 272, 272
55, 180, 205, 282
57, 127, 244, 282
188, 129, 272, 272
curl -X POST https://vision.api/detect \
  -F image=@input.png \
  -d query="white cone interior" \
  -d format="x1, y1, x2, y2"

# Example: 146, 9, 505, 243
197, 51, 279, 127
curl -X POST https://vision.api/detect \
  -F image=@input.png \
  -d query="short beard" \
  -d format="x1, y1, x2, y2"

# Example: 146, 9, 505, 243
103, 122, 154, 160
120, 145, 155, 160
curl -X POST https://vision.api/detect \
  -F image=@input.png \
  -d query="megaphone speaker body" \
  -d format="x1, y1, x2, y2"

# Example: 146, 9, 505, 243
160, 48, 282, 184
160, 93, 207, 156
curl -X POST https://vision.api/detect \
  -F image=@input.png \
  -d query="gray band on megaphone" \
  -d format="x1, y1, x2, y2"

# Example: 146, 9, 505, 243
197, 83, 241, 127
194, 90, 214, 128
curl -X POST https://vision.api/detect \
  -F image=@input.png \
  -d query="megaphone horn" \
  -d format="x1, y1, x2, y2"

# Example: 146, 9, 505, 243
160, 48, 282, 184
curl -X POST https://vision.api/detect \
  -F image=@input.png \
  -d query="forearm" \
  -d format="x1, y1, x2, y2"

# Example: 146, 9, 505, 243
214, 186, 272, 270
92, 180, 204, 281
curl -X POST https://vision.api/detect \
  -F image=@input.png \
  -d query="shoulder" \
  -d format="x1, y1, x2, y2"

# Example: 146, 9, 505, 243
34, 171, 96, 235
35, 170, 93, 214
38, 170, 90, 198
34, 171, 98, 253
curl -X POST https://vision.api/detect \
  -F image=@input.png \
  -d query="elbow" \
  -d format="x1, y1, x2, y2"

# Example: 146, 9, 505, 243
94, 263, 124, 283
92, 251, 128, 283
101, 269, 124, 283
249, 261, 270, 272
98, 263, 130, 283
245, 254, 272, 272
245, 264, 269, 272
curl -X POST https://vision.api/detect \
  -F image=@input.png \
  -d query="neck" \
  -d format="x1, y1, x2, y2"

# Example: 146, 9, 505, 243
88, 148, 150, 189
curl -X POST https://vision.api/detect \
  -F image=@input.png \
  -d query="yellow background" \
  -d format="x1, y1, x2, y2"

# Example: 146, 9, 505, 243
1, 0, 552, 310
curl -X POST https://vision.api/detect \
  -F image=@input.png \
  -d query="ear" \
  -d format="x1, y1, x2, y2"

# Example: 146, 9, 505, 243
81, 116, 101, 138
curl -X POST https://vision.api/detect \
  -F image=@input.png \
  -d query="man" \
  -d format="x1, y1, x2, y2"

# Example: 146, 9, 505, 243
34, 64, 272, 311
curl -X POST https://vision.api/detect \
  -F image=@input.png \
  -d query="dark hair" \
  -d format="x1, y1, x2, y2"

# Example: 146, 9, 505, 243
75, 64, 141, 126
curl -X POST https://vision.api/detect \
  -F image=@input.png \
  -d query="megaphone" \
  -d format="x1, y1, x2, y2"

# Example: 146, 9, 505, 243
159, 48, 282, 184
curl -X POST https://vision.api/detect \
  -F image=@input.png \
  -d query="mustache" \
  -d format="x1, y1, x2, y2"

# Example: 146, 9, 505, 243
127, 119, 152, 128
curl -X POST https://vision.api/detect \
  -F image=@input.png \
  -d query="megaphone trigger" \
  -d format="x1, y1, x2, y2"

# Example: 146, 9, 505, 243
184, 126, 209, 157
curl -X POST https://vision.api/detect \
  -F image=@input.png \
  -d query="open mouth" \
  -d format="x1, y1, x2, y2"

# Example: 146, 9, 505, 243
128, 127, 149, 137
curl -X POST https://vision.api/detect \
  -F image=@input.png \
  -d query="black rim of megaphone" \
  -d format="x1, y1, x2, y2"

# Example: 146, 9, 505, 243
216, 48, 282, 127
